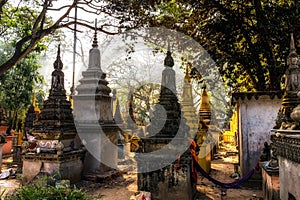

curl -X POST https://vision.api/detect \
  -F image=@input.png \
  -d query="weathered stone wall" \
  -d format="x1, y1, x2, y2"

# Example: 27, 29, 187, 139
235, 94, 281, 177
278, 156, 300, 199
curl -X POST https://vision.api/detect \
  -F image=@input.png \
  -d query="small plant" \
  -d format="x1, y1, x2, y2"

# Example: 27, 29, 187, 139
3, 179, 92, 200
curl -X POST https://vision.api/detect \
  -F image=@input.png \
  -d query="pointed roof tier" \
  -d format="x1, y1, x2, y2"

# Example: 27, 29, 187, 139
76, 19, 111, 96
49, 45, 66, 99
281, 33, 300, 115
199, 82, 211, 125
146, 44, 188, 138
32, 45, 77, 144
112, 89, 123, 124
181, 67, 198, 138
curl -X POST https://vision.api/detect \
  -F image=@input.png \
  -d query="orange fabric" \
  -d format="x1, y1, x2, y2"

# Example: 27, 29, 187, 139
189, 138, 198, 184
174, 155, 181, 170
174, 138, 199, 184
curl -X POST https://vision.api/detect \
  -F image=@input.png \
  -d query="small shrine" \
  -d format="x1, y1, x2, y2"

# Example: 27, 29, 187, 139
136, 44, 195, 200
22, 45, 85, 184
263, 34, 300, 200
196, 82, 212, 173
73, 22, 119, 179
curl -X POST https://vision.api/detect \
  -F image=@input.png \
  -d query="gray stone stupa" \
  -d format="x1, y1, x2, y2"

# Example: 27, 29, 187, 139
73, 21, 119, 179
136, 43, 195, 200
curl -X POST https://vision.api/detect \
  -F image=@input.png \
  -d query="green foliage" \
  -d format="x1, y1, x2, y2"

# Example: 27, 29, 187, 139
0, 42, 45, 131
116, 0, 300, 92
0, 1, 52, 131
0, 2, 50, 54
3, 183, 91, 200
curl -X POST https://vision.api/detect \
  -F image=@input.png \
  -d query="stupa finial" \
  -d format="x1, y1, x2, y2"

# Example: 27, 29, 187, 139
287, 33, 299, 66
184, 65, 191, 83
290, 33, 296, 53
202, 81, 207, 90
164, 41, 174, 67
92, 19, 98, 48
54, 44, 63, 70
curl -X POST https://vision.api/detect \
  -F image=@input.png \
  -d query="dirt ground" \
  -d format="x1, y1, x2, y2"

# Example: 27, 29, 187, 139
0, 142, 263, 200
80, 142, 263, 200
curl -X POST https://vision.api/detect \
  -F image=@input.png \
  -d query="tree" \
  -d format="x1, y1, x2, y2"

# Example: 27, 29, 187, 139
0, 0, 141, 75
0, 50, 44, 132
104, 0, 300, 92
2, 0, 299, 93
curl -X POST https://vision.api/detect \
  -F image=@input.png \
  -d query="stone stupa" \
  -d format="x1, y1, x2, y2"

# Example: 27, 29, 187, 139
136, 43, 195, 200
73, 21, 119, 180
196, 82, 212, 173
181, 67, 198, 138
22, 45, 85, 184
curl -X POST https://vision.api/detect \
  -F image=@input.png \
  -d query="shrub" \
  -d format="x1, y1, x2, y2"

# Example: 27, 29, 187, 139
3, 181, 92, 200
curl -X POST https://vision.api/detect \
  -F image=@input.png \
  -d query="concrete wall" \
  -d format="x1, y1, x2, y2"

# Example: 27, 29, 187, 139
279, 156, 300, 200
237, 95, 281, 176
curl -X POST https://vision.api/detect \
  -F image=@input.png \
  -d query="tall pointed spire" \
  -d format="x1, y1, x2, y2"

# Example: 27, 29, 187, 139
161, 42, 176, 95
164, 41, 174, 67
290, 33, 296, 53
87, 19, 101, 70
50, 44, 65, 95
287, 33, 299, 67
181, 65, 197, 138
184, 65, 191, 83
53, 44, 63, 70
92, 19, 98, 48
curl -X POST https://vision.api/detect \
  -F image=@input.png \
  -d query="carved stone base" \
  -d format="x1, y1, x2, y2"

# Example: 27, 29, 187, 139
261, 163, 280, 200
22, 149, 84, 184
136, 154, 195, 200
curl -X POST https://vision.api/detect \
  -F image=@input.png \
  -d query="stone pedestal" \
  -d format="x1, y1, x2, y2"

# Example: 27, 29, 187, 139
261, 163, 280, 200
137, 155, 194, 200
271, 132, 300, 200
22, 150, 85, 184
74, 123, 119, 174
198, 143, 211, 173
137, 138, 194, 200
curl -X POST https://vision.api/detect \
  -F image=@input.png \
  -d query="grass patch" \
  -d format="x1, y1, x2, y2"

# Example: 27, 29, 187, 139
2, 179, 92, 200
